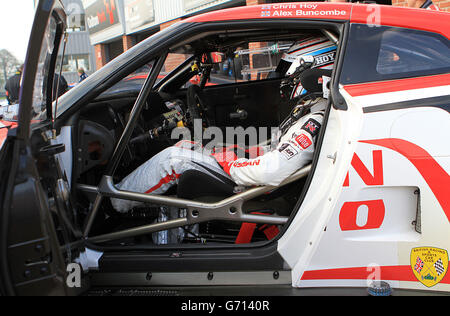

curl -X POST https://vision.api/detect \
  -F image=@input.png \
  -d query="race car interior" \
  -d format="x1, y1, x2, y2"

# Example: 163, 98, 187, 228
48, 24, 341, 250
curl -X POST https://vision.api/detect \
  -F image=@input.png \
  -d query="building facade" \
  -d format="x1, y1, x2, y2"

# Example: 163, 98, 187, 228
60, 0, 97, 86
82, 0, 250, 69
80, 0, 449, 70
392, 0, 450, 10
35, 0, 96, 86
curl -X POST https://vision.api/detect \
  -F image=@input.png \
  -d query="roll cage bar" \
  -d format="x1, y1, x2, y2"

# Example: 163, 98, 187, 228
78, 165, 310, 244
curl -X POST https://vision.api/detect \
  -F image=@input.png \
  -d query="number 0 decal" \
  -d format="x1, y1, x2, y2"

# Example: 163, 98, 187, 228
339, 199, 386, 231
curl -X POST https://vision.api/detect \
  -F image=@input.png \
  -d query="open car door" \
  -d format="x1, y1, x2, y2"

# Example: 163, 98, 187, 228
276, 23, 363, 287
277, 83, 363, 288
0, 0, 70, 296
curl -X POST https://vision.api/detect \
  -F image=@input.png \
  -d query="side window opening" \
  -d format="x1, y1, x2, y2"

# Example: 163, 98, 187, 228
160, 53, 193, 82
99, 61, 155, 98
98, 53, 192, 99
341, 24, 450, 85
208, 41, 295, 86
376, 30, 450, 75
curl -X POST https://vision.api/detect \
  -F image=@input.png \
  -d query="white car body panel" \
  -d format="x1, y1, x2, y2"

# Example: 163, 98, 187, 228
292, 83, 450, 291
278, 95, 363, 287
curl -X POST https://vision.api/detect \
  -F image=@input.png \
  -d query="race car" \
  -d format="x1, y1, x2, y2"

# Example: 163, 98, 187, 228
0, 0, 449, 296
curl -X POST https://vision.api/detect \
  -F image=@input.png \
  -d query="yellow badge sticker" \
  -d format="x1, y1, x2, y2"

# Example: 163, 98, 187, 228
410, 247, 448, 288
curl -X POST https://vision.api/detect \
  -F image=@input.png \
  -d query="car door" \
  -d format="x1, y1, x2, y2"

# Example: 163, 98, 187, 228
294, 20, 450, 289
0, 0, 71, 296
268, 20, 362, 288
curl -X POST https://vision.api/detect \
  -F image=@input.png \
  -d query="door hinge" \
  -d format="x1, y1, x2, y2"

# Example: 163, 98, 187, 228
327, 152, 337, 164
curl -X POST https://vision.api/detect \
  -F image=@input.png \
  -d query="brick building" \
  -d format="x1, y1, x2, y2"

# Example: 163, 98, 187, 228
392, 0, 449, 10
82, 0, 248, 70
83, 0, 449, 71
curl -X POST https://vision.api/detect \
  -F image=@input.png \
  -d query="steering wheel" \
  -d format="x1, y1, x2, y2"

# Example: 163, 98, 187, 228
186, 85, 214, 127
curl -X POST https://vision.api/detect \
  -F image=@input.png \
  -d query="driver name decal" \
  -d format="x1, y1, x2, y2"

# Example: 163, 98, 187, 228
314, 51, 336, 68
187, 3, 350, 23
260, 4, 348, 18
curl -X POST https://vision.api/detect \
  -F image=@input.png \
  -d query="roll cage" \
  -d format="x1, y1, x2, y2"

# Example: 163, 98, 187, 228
73, 21, 345, 245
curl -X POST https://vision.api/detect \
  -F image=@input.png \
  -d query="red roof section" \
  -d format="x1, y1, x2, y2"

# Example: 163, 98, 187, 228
183, 2, 450, 39
351, 4, 450, 39
184, 2, 352, 23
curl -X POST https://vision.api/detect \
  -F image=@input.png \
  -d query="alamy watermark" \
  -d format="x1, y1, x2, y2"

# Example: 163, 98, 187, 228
171, 119, 280, 155
65, 2, 83, 30
366, 4, 381, 28
366, 263, 382, 287
66, 263, 81, 288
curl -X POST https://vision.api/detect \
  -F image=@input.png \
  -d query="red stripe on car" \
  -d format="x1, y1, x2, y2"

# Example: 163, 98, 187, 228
302, 263, 450, 283
343, 73, 450, 97
360, 138, 450, 223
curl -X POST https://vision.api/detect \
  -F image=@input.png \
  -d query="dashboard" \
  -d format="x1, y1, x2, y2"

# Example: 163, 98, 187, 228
74, 92, 189, 184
